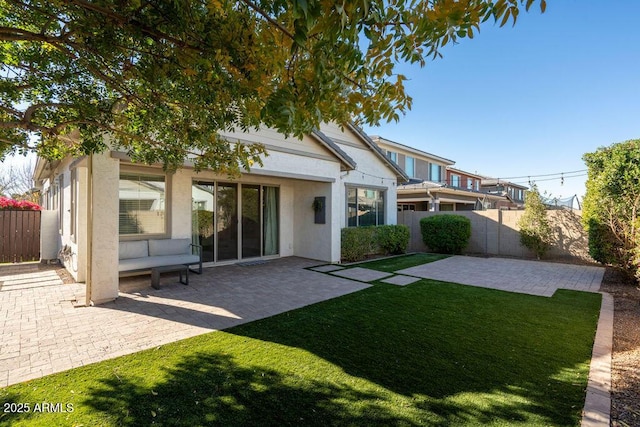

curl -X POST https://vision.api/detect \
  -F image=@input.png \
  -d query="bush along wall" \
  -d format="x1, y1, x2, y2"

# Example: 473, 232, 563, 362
419, 215, 471, 254
341, 225, 410, 262
0, 197, 41, 211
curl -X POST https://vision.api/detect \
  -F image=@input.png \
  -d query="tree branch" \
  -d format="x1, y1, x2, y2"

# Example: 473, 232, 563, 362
239, 0, 295, 40
66, 0, 205, 53
22, 102, 72, 124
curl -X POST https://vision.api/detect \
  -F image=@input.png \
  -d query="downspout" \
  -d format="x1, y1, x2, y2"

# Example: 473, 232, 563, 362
85, 153, 93, 307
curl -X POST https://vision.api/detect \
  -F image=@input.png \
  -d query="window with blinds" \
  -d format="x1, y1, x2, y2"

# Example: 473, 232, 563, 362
347, 187, 385, 227
119, 173, 166, 235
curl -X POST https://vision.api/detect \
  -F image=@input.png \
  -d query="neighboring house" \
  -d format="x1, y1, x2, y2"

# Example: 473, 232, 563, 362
446, 167, 482, 192
372, 136, 510, 211
394, 180, 509, 212
372, 136, 453, 184
480, 177, 528, 209
34, 123, 407, 305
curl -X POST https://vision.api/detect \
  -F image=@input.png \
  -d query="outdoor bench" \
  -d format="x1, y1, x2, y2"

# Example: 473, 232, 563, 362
118, 239, 203, 281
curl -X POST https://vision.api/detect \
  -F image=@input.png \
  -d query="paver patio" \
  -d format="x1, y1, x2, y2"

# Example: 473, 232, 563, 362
398, 255, 604, 296
0, 258, 369, 387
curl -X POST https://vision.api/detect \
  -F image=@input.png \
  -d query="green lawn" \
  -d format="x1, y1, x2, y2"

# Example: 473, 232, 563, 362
0, 256, 601, 426
349, 252, 450, 272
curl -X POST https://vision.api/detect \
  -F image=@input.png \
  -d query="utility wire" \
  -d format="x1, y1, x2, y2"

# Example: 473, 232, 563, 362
493, 169, 587, 180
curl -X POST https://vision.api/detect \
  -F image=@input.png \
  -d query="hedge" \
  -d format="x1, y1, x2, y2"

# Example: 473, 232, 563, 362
419, 215, 471, 254
0, 197, 41, 211
341, 224, 410, 262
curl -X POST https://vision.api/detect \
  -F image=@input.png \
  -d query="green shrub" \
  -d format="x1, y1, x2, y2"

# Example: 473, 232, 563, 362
517, 185, 552, 259
341, 225, 410, 262
341, 227, 376, 262
419, 215, 471, 254
583, 139, 640, 280
376, 225, 410, 255
587, 218, 617, 265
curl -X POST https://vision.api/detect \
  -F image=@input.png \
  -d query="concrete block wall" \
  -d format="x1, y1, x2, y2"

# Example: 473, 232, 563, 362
398, 209, 592, 263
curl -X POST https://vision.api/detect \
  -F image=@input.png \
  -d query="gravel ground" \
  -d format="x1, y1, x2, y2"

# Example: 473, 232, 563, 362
599, 267, 640, 427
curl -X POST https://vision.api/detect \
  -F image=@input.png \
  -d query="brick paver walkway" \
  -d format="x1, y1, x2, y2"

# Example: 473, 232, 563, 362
398, 256, 604, 296
0, 258, 369, 387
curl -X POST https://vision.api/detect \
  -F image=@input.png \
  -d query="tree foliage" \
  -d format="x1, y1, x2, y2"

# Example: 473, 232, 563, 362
583, 140, 640, 280
518, 184, 551, 259
1, 0, 545, 173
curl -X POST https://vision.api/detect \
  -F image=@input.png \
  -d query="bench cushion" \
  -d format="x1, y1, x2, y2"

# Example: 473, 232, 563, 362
118, 254, 200, 272
148, 238, 191, 256
119, 240, 149, 260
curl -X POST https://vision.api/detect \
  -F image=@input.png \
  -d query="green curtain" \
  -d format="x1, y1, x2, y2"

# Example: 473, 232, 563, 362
191, 199, 200, 251
263, 187, 278, 255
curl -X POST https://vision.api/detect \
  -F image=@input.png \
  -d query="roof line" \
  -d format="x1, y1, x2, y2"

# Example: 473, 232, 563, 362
370, 135, 455, 165
310, 129, 357, 170
346, 124, 410, 182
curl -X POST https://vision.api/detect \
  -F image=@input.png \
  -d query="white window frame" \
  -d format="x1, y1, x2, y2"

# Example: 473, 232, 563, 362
405, 156, 415, 178
430, 164, 441, 183
119, 167, 171, 240
346, 186, 386, 227
70, 168, 77, 243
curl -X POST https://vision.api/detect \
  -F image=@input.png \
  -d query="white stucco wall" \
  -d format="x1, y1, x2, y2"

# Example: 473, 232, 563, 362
75, 167, 88, 283
292, 180, 335, 262
256, 149, 339, 181
37, 158, 86, 281
278, 184, 295, 257
171, 169, 193, 239
321, 123, 399, 228
89, 153, 120, 304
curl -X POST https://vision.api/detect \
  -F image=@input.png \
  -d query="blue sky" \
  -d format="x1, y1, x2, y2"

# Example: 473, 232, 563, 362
362, 0, 640, 203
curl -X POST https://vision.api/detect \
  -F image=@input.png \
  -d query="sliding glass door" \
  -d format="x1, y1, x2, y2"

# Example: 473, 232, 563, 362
191, 182, 215, 263
217, 183, 238, 261
242, 185, 261, 258
192, 182, 279, 263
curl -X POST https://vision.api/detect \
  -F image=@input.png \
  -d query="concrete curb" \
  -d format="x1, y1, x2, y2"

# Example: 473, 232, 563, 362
581, 292, 613, 427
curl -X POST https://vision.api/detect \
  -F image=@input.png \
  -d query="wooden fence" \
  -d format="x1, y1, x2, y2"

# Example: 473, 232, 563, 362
0, 210, 41, 263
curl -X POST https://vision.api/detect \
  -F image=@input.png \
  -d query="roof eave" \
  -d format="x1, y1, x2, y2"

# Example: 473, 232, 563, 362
346, 123, 410, 183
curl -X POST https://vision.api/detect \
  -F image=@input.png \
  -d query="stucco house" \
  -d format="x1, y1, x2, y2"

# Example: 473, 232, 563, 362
480, 177, 528, 209
372, 136, 510, 211
34, 122, 407, 305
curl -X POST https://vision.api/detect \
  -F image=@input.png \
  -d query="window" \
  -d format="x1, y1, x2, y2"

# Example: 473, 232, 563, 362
347, 187, 385, 227
405, 156, 415, 178
58, 175, 64, 233
70, 169, 77, 242
397, 204, 415, 212
192, 182, 278, 262
467, 178, 474, 190
451, 174, 460, 187
475, 180, 480, 191
119, 172, 167, 236
430, 164, 441, 183
387, 151, 397, 163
